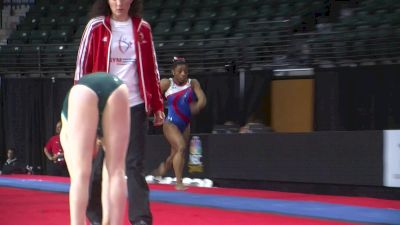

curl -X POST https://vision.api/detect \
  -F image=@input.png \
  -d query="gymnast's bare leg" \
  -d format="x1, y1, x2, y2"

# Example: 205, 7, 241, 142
101, 85, 130, 225
61, 84, 130, 225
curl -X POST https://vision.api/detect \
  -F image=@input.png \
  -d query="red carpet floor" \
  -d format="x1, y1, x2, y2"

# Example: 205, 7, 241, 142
1, 175, 399, 225
0, 187, 365, 225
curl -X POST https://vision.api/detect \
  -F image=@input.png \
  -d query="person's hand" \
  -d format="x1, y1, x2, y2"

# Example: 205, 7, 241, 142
153, 110, 165, 126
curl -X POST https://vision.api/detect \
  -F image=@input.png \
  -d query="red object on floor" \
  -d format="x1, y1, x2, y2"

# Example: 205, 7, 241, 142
0, 187, 364, 225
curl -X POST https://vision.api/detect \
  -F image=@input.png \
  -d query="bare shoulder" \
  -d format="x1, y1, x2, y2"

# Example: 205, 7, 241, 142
190, 78, 201, 87
160, 78, 170, 91
160, 78, 170, 85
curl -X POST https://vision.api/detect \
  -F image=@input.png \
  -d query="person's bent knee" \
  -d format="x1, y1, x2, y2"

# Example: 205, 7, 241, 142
176, 145, 186, 154
108, 167, 125, 177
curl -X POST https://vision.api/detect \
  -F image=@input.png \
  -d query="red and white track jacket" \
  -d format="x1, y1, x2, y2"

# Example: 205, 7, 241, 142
74, 16, 164, 115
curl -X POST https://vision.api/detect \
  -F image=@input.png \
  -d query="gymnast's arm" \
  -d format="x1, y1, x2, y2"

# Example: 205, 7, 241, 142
190, 79, 207, 115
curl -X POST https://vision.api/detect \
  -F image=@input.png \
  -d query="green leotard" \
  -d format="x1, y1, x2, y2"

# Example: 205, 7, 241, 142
61, 72, 124, 135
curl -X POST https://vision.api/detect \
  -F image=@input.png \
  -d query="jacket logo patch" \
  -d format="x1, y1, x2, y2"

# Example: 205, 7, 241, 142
138, 32, 147, 44
102, 36, 108, 42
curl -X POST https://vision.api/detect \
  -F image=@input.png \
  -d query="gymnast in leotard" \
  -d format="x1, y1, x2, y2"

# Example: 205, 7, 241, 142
60, 72, 130, 225
153, 57, 206, 190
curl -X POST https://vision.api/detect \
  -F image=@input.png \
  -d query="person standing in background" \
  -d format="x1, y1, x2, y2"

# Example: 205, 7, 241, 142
44, 121, 68, 177
75, 0, 164, 224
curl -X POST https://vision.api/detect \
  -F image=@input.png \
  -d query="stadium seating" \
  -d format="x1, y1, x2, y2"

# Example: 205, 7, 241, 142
1, 0, 400, 76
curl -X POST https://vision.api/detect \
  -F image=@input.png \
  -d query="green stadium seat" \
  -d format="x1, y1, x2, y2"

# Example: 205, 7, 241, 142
18, 16, 39, 31
293, 2, 306, 12
237, 5, 258, 19
153, 22, 172, 35
48, 4, 67, 17
143, 9, 159, 23
172, 21, 192, 34
339, 16, 358, 30
235, 18, 251, 32
192, 20, 212, 34
30, 30, 49, 44
384, 13, 400, 26
168, 35, 186, 48
211, 20, 232, 34
163, 0, 182, 9
8, 31, 30, 44
178, 8, 196, 20
247, 0, 262, 4
158, 8, 177, 20
57, 16, 78, 31
354, 10, 370, 25
38, 17, 58, 30
48, 29, 72, 43
197, 7, 217, 19
26, 5, 48, 17
218, 0, 240, 5
202, 0, 220, 7
361, 0, 384, 12
69, 3, 89, 17
257, 4, 273, 19
145, 0, 164, 9
182, 0, 201, 8
218, 6, 237, 19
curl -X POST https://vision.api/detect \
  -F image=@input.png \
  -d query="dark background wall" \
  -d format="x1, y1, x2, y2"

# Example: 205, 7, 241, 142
1, 65, 400, 180
0, 70, 271, 171
0, 77, 72, 171
145, 131, 384, 186
314, 65, 400, 131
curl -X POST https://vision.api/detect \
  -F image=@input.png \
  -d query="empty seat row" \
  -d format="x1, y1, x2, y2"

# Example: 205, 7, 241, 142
18, 15, 87, 31
0, 44, 77, 72
7, 29, 82, 44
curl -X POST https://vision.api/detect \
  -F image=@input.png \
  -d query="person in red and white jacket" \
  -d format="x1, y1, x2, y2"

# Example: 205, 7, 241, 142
74, 1, 164, 225
74, 12, 164, 119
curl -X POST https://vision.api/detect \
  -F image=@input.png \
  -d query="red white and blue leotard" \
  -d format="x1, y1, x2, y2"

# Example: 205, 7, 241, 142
165, 78, 195, 132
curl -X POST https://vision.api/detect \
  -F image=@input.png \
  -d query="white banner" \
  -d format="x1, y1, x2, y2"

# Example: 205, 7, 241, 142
383, 130, 400, 187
